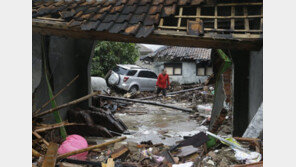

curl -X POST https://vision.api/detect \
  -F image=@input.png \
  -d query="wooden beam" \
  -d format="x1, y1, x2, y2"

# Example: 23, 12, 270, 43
174, 15, 262, 19
33, 25, 262, 51
214, 6, 218, 30
231, 6, 235, 30
177, 7, 183, 32
42, 143, 59, 167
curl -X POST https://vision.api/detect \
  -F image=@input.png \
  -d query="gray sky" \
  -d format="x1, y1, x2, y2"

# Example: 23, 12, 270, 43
141, 44, 164, 51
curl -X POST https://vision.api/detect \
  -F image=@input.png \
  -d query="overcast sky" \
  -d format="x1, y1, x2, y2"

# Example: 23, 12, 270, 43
141, 44, 164, 51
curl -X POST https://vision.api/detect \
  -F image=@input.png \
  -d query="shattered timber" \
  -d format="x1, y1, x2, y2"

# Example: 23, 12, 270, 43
32, 0, 263, 167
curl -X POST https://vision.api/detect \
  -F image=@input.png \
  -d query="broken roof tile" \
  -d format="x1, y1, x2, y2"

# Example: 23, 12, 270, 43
53, 0, 66, 7
152, 0, 164, 5
136, 25, 155, 38
143, 14, 160, 25
103, 0, 116, 6
90, 13, 106, 21
67, 19, 82, 27
73, 11, 84, 19
124, 23, 141, 35
139, 0, 152, 5
110, 5, 124, 13
83, 7, 98, 14
177, 0, 190, 5
134, 5, 150, 14
77, 13, 94, 21
122, 4, 137, 14
102, 13, 120, 23
191, 0, 204, 5
115, 0, 128, 6
116, 14, 132, 23
81, 20, 101, 30
129, 14, 146, 24
127, 0, 139, 5
148, 5, 163, 14
98, 5, 112, 13
74, 5, 89, 13
96, 22, 114, 31
165, 0, 177, 5
161, 4, 176, 17
44, 1, 55, 7
60, 9, 76, 19
37, 5, 56, 16
109, 22, 129, 33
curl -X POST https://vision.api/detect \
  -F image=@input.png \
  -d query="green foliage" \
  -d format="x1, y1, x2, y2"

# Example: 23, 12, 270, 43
91, 41, 139, 77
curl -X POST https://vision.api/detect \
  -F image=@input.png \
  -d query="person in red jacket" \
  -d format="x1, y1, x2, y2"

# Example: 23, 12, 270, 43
156, 68, 170, 98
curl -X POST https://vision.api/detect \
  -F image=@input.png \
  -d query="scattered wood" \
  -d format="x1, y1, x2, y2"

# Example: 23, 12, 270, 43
42, 142, 59, 167
32, 131, 49, 146
34, 122, 84, 133
34, 75, 79, 115
33, 91, 101, 118
138, 86, 203, 100
102, 158, 115, 167
137, 143, 164, 148
97, 95, 193, 113
32, 148, 42, 158
57, 137, 127, 160
111, 146, 129, 159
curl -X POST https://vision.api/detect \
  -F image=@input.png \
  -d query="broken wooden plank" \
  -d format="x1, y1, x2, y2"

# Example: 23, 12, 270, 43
32, 148, 42, 158
42, 142, 59, 167
33, 91, 100, 118
97, 95, 193, 113
138, 86, 202, 100
33, 75, 79, 115
57, 136, 127, 160
111, 146, 129, 159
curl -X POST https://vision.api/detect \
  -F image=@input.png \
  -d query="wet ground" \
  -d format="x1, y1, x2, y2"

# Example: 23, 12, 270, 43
114, 100, 210, 146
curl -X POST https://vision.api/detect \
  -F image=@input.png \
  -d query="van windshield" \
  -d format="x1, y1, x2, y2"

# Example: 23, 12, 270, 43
113, 66, 128, 75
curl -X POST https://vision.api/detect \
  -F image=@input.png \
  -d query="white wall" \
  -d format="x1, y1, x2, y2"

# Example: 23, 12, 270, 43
152, 61, 208, 84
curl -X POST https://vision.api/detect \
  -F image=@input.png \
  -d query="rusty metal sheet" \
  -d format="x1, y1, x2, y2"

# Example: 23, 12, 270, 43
81, 20, 101, 30
110, 5, 124, 13
134, 5, 150, 14
116, 14, 133, 23
187, 20, 204, 36
90, 13, 106, 21
102, 13, 120, 23
109, 22, 129, 33
96, 22, 114, 31
135, 25, 155, 38
165, 0, 177, 5
124, 23, 141, 35
129, 14, 146, 24
122, 4, 137, 14
148, 5, 163, 14
191, 0, 205, 5
143, 14, 160, 25
139, 0, 152, 5
161, 4, 176, 17
152, 0, 164, 5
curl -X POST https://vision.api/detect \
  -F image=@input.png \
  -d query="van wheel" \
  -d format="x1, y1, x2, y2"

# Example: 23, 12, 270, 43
129, 85, 139, 94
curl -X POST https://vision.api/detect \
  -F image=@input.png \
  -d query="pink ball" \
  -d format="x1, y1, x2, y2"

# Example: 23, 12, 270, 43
58, 134, 88, 160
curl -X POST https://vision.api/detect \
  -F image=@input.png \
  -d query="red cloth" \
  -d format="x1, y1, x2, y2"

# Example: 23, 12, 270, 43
156, 74, 170, 89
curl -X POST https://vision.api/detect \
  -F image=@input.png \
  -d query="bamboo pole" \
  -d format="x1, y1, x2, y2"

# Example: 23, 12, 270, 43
33, 91, 100, 118
34, 122, 85, 133
33, 75, 79, 115
57, 136, 127, 160
32, 131, 49, 146
97, 95, 193, 113
32, 148, 42, 158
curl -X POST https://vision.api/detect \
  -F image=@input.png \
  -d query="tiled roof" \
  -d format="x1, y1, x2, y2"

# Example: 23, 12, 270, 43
32, 0, 205, 38
145, 46, 211, 60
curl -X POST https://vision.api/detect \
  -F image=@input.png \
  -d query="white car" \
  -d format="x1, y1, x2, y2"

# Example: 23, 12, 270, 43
91, 76, 110, 94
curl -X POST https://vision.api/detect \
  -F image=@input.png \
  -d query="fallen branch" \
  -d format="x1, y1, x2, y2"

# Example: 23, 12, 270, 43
34, 75, 79, 115
97, 95, 193, 113
138, 86, 203, 100
33, 91, 100, 118
32, 148, 42, 158
57, 136, 127, 160
34, 122, 85, 133
32, 131, 49, 146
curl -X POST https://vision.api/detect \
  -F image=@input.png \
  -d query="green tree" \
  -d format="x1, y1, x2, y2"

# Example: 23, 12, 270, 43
91, 41, 140, 77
